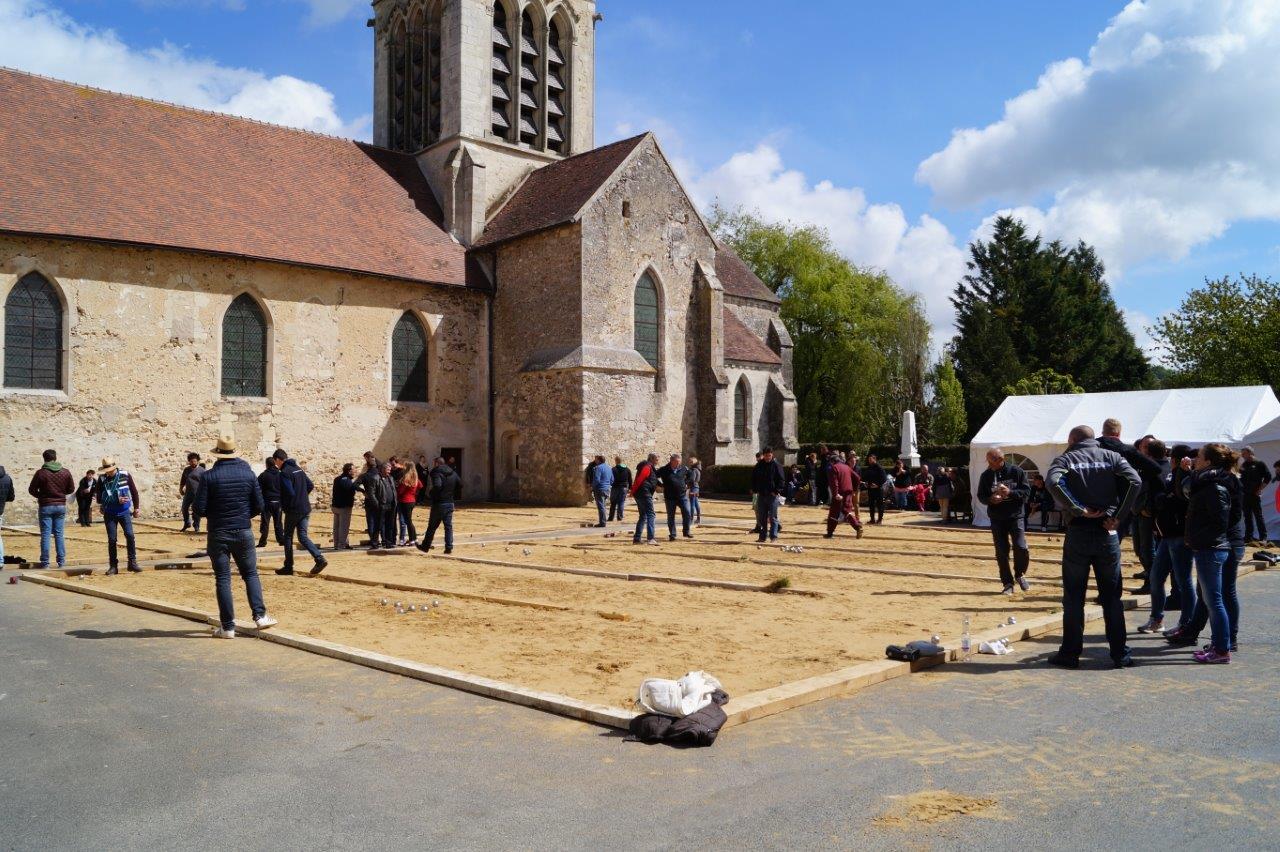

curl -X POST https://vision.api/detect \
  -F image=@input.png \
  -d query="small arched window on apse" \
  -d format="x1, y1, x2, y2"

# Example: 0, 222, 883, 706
391, 312, 429, 403
546, 13, 571, 153
734, 376, 751, 440
633, 272, 660, 370
4, 271, 64, 390
221, 294, 269, 398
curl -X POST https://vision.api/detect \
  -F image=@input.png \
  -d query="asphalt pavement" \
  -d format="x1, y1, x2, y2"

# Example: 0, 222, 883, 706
2, 565, 1277, 851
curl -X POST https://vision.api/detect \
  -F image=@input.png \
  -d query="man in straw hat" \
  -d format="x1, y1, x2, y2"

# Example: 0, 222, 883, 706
194, 434, 278, 638
93, 457, 141, 575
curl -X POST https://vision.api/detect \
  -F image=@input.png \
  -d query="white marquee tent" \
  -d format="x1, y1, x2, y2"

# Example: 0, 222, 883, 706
1242, 413, 1280, 538
968, 386, 1280, 527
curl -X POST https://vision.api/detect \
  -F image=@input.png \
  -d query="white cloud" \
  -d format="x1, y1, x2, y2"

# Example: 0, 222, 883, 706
918, 0, 1280, 274
0, 0, 368, 137
296, 0, 365, 28
1121, 308, 1163, 361
683, 144, 967, 335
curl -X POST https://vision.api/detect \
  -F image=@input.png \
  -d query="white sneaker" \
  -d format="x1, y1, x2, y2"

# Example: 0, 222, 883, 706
211, 627, 235, 639
254, 614, 278, 630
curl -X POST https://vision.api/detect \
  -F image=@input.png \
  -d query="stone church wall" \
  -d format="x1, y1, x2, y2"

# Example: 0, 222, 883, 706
0, 236, 489, 522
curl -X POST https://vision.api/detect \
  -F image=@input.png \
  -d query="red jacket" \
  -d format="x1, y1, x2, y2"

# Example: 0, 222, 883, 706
396, 478, 421, 504
827, 461, 861, 498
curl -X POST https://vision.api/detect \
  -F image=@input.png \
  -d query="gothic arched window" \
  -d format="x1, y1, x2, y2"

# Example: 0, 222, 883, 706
547, 15, 571, 153
391, 312, 429, 403
518, 8, 543, 147
734, 377, 751, 440
221, 294, 268, 398
633, 273, 660, 369
491, 1, 515, 141
4, 272, 63, 390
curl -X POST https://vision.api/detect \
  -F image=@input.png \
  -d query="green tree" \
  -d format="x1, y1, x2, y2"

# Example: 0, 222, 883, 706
951, 216, 1148, 437
710, 206, 931, 444
926, 352, 967, 444
1004, 368, 1084, 397
1151, 275, 1280, 393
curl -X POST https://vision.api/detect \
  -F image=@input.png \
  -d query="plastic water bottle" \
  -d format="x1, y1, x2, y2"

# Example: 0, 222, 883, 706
961, 616, 972, 658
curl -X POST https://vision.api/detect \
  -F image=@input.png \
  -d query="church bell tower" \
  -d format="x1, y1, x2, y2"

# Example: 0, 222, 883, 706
371, 0, 598, 245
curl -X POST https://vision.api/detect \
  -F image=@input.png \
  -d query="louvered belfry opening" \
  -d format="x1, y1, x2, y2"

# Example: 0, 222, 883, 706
4, 271, 63, 391
518, 9, 542, 148
492, 2, 514, 140
388, 2, 443, 152
546, 17, 569, 154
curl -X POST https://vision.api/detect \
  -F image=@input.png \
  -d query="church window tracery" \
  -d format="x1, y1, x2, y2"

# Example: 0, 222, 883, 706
221, 294, 269, 398
4, 272, 63, 391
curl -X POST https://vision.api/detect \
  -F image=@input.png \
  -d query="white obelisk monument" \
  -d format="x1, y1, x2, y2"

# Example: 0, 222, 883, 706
901, 410, 921, 469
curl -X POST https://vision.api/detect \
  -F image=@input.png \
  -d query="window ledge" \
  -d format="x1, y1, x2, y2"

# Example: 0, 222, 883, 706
390, 400, 432, 410
0, 387, 69, 401
222, 395, 271, 404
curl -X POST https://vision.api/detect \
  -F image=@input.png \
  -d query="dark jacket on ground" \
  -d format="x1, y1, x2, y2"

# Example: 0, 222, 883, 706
29, 463, 75, 507
429, 464, 460, 506
656, 464, 691, 499
1241, 459, 1273, 493
1183, 468, 1240, 550
331, 474, 360, 509
1046, 438, 1141, 528
612, 464, 632, 491
0, 466, 15, 512
195, 458, 265, 532
827, 460, 860, 498
977, 463, 1031, 522
631, 461, 658, 498
278, 459, 314, 515
751, 459, 785, 497
861, 463, 887, 489
257, 466, 282, 502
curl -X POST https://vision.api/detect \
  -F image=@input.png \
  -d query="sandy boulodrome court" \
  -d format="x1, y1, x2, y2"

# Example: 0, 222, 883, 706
16, 499, 1092, 710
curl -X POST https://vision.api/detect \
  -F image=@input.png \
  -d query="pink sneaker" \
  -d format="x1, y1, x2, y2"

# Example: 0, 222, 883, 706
1194, 647, 1231, 664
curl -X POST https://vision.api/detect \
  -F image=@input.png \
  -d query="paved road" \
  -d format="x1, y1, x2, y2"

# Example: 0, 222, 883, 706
2, 566, 1277, 850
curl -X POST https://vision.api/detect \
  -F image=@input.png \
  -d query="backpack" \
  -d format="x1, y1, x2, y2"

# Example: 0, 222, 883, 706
625, 689, 730, 748
99, 472, 131, 513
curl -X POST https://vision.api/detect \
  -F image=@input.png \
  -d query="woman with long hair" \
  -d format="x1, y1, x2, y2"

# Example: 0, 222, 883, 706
396, 464, 422, 547
1179, 443, 1242, 663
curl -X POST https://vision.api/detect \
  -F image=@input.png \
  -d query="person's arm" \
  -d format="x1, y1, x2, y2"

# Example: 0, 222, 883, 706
194, 473, 208, 517
27, 472, 40, 499
250, 477, 264, 519
1006, 467, 1030, 506
1047, 456, 1087, 519
976, 470, 993, 506
1260, 463, 1273, 492
304, 473, 314, 495
127, 473, 140, 516
1110, 457, 1142, 525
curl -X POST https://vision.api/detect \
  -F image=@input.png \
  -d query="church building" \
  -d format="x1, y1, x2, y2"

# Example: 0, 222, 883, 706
0, 0, 797, 514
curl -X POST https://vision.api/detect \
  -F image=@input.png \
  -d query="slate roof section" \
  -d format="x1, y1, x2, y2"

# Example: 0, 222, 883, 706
473, 133, 649, 249
723, 309, 782, 366
0, 68, 477, 288
715, 246, 780, 304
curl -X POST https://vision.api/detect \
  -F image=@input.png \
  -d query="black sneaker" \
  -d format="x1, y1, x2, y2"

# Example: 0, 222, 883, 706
256, 540, 268, 549
1113, 654, 1135, 669
1047, 653, 1080, 669
416, 543, 433, 554
127, 563, 142, 573
105, 565, 119, 576
594, 523, 606, 528
669, 535, 677, 542
309, 559, 328, 576
822, 533, 834, 539
275, 567, 294, 576
682, 533, 693, 539
444, 547, 453, 555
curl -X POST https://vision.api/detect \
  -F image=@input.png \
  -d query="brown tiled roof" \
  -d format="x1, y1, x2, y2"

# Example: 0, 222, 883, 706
0, 68, 477, 288
723, 309, 781, 365
716, 246, 780, 304
474, 133, 649, 249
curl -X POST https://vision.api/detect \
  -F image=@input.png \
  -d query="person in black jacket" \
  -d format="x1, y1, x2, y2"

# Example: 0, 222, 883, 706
656, 454, 693, 541
331, 464, 361, 550
1178, 444, 1243, 663
1098, 420, 1162, 573
194, 435, 276, 638
276, 455, 327, 576
256, 452, 285, 549
977, 448, 1032, 595
76, 469, 96, 527
862, 454, 887, 525
1239, 446, 1272, 545
0, 464, 14, 564
418, 457, 461, 555
750, 447, 786, 543
1140, 444, 1195, 634
630, 454, 660, 545
608, 456, 631, 522
358, 452, 383, 547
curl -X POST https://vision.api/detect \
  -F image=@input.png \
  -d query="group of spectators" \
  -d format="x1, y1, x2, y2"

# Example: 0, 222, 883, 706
792, 448, 966, 522
979, 418, 1275, 668
586, 453, 703, 544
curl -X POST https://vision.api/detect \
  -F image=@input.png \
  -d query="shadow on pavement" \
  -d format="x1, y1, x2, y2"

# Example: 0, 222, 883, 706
66, 628, 208, 640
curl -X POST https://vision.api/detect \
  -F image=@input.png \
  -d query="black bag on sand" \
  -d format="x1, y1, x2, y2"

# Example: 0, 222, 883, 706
625, 689, 730, 748
886, 641, 944, 662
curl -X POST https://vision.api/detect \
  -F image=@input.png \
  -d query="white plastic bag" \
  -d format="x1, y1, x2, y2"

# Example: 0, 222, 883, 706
637, 670, 723, 717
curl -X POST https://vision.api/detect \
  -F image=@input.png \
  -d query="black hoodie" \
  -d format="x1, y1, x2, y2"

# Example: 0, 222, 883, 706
0, 466, 14, 510
429, 464, 460, 505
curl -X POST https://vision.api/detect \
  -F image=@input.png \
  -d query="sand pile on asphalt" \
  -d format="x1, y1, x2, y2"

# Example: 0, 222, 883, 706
873, 790, 997, 827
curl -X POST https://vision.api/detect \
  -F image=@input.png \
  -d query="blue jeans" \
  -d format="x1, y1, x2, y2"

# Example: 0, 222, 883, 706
755, 494, 779, 540
1059, 525, 1128, 661
608, 486, 627, 521
181, 492, 201, 531
103, 511, 138, 568
1193, 548, 1231, 652
1151, 537, 1193, 624
666, 493, 691, 538
894, 489, 910, 509
207, 528, 265, 630
38, 504, 67, 567
0, 512, 5, 563
689, 491, 701, 523
282, 512, 324, 569
593, 489, 609, 525
633, 493, 656, 542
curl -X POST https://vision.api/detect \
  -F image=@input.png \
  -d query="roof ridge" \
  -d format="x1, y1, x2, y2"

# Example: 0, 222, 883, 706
0, 65, 371, 148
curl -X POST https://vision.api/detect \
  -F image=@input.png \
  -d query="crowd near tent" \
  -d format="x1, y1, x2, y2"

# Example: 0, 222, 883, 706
968, 387, 1280, 527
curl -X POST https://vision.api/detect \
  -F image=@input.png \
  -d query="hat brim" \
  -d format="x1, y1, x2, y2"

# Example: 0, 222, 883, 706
210, 448, 239, 459
98, 465, 117, 473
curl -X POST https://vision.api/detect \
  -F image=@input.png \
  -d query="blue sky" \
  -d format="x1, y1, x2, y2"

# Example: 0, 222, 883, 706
5, 0, 1279, 352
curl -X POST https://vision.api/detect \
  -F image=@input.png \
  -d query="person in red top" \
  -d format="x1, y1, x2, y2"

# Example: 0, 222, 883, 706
825, 452, 865, 540
396, 464, 423, 546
